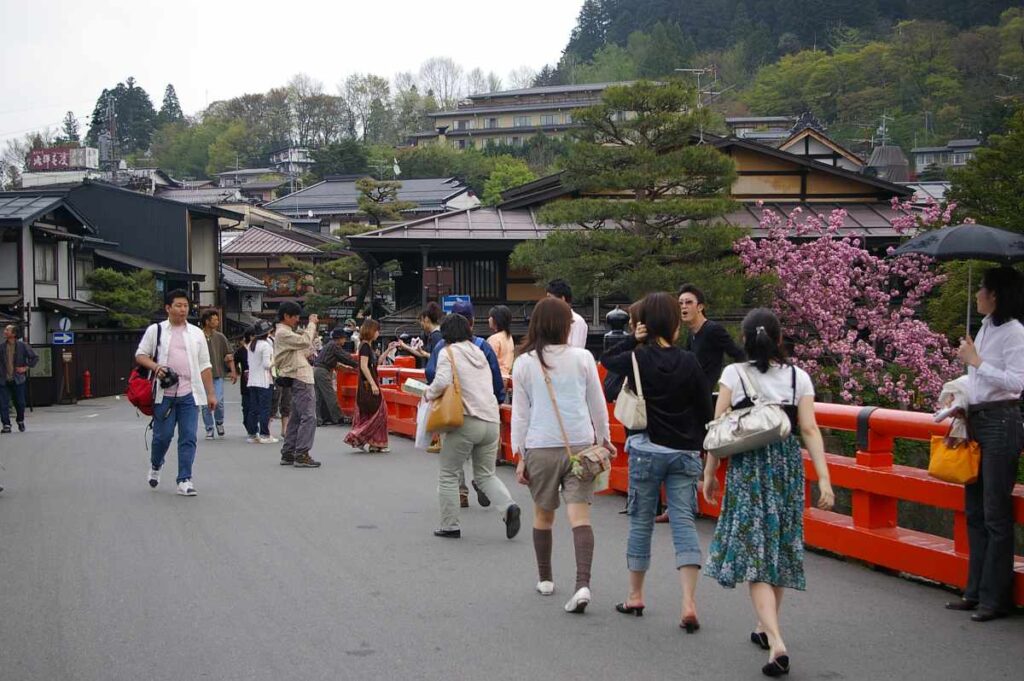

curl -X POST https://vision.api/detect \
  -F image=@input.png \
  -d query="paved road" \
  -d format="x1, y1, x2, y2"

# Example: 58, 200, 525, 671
0, 396, 1020, 681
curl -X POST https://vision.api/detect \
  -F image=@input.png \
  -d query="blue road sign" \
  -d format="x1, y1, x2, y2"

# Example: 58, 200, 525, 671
442, 295, 471, 314
51, 331, 75, 345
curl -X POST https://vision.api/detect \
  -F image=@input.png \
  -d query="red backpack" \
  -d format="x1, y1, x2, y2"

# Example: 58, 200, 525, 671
126, 324, 161, 415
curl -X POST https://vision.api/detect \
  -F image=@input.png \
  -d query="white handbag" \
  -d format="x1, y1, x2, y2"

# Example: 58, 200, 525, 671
613, 352, 647, 430
704, 364, 792, 459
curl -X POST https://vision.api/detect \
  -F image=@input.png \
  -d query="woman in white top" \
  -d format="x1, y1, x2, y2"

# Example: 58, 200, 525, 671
944, 267, 1024, 621
702, 308, 834, 678
512, 297, 612, 615
246, 321, 276, 444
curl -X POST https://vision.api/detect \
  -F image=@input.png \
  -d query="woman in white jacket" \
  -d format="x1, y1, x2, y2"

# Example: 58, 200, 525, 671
426, 313, 521, 540
512, 297, 612, 615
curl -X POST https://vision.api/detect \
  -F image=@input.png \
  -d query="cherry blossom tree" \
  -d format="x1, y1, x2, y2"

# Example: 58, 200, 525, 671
734, 199, 961, 409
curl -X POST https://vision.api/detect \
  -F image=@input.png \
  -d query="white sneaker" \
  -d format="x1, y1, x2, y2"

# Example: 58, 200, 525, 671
564, 586, 591, 613
536, 580, 555, 596
148, 468, 160, 489
246, 435, 259, 444
258, 436, 280, 444
205, 430, 215, 440
176, 480, 197, 496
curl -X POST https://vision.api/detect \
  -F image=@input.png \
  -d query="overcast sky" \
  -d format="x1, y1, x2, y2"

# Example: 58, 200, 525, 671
0, 0, 584, 149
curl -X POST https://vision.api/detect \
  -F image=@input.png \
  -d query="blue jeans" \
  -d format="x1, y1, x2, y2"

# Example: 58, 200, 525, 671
0, 380, 27, 426
626, 434, 703, 572
247, 386, 272, 437
151, 394, 199, 483
201, 377, 225, 431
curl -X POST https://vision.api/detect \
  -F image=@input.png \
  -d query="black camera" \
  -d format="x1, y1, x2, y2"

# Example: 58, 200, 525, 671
159, 367, 179, 390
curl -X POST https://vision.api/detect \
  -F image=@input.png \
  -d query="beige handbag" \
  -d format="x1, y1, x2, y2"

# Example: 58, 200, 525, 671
613, 352, 647, 430
540, 363, 612, 489
704, 364, 792, 459
426, 345, 464, 433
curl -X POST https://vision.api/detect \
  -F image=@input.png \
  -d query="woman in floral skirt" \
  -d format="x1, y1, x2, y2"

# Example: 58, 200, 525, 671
702, 308, 834, 678
344, 318, 390, 453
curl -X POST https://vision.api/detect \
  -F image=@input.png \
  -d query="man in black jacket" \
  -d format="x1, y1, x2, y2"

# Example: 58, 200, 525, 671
678, 284, 745, 389
313, 328, 358, 426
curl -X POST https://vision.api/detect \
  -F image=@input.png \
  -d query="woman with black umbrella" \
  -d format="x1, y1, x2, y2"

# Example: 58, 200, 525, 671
944, 266, 1024, 621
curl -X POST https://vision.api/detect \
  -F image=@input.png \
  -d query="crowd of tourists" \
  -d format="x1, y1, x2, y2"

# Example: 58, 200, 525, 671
44, 263, 1010, 678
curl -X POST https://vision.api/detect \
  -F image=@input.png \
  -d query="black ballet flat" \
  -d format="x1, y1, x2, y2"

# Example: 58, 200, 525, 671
944, 599, 978, 611
614, 602, 645, 617
762, 655, 790, 677
750, 632, 770, 650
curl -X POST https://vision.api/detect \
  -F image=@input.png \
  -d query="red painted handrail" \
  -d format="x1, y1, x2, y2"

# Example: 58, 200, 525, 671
337, 365, 1024, 605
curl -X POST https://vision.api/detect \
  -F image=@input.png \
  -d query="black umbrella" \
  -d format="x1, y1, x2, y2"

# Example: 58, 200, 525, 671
890, 223, 1024, 331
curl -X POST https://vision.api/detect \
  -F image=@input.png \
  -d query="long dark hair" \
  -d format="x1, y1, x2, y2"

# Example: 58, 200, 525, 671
488, 305, 512, 335
517, 298, 571, 369
981, 266, 1024, 325
741, 308, 789, 373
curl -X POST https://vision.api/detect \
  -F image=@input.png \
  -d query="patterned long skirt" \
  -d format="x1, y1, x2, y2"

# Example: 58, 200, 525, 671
344, 396, 389, 449
704, 435, 807, 590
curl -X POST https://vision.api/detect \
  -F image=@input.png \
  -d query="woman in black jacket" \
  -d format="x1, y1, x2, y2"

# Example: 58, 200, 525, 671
600, 292, 713, 633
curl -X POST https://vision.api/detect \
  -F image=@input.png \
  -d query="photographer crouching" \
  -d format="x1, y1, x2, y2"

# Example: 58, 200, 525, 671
134, 289, 217, 497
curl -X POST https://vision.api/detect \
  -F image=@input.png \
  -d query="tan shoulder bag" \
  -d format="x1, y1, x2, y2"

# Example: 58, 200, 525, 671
427, 345, 465, 433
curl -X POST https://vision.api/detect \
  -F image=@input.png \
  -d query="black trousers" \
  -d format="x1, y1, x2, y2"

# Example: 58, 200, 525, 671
964, 404, 1022, 612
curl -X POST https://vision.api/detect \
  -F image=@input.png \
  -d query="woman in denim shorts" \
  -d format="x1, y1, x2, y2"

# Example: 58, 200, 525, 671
601, 292, 713, 633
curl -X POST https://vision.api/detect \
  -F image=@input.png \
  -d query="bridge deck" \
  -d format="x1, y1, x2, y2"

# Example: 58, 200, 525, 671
0, 397, 1019, 681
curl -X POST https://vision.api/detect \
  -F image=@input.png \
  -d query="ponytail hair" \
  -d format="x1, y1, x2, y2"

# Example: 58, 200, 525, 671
741, 308, 788, 373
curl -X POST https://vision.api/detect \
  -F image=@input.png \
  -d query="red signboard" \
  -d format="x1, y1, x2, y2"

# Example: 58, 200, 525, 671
27, 147, 72, 171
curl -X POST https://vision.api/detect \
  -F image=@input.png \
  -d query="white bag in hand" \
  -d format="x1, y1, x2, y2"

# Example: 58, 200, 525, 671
414, 398, 431, 450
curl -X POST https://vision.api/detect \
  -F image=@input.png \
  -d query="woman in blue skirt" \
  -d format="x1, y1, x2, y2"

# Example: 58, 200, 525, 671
703, 308, 834, 678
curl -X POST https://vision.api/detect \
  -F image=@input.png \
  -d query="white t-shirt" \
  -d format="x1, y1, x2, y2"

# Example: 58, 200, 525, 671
246, 339, 273, 389
568, 311, 588, 348
719, 361, 814, 407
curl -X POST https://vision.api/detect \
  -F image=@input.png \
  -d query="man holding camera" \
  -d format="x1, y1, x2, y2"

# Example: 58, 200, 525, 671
135, 289, 217, 496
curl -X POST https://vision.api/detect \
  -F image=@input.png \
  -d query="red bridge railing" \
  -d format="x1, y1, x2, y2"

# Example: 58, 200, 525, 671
338, 364, 1024, 606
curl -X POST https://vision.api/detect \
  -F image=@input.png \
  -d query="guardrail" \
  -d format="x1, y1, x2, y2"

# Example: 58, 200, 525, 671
336, 365, 1024, 606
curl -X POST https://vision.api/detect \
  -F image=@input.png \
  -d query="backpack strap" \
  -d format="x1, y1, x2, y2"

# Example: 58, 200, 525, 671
791, 365, 797, 405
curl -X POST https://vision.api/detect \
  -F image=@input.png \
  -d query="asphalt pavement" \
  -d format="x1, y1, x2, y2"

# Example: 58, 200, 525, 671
0, 395, 1021, 681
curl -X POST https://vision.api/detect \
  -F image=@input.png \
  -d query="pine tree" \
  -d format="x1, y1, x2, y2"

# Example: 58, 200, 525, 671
159, 84, 184, 124
60, 111, 80, 144
84, 78, 158, 153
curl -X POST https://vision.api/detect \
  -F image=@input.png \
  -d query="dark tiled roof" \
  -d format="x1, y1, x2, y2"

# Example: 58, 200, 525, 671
93, 249, 200, 279
221, 264, 267, 291
221, 227, 321, 255
264, 177, 470, 217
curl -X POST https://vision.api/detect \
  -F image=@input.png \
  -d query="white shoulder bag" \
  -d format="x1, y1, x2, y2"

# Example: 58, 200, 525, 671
613, 352, 647, 430
703, 364, 792, 459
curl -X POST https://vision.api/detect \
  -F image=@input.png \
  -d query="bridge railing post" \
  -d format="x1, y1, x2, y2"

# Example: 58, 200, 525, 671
853, 406, 897, 530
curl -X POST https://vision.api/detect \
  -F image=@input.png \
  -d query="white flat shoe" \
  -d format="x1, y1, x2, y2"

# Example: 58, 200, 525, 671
536, 580, 554, 596
564, 586, 591, 613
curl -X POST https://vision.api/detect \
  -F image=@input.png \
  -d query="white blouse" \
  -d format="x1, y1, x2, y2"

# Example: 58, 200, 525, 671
967, 316, 1024, 404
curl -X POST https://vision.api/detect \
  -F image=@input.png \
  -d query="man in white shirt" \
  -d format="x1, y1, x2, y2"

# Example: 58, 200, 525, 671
547, 279, 588, 349
135, 289, 217, 497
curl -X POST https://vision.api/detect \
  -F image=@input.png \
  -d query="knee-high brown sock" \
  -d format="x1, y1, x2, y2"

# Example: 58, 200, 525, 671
572, 525, 594, 591
533, 528, 553, 582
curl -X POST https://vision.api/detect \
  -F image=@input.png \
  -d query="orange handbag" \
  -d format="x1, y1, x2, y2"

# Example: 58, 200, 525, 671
928, 432, 981, 485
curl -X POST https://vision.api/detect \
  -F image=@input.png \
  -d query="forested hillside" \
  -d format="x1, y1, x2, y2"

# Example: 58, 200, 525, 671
540, 1, 1024, 152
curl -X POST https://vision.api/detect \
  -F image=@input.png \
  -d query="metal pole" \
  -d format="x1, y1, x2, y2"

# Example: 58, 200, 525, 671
966, 262, 972, 337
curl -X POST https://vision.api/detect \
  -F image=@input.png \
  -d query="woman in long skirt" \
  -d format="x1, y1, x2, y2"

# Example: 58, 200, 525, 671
703, 308, 834, 678
344, 318, 390, 453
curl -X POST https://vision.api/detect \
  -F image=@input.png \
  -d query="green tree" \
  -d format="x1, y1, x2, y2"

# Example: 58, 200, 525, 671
511, 81, 742, 304
150, 120, 224, 178
158, 84, 184, 124
575, 44, 638, 83
86, 268, 159, 328
55, 112, 80, 145
482, 158, 537, 205
355, 177, 417, 226
309, 140, 369, 180
205, 120, 264, 176
85, 77, 158, 153
948, 107, 1024, 233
